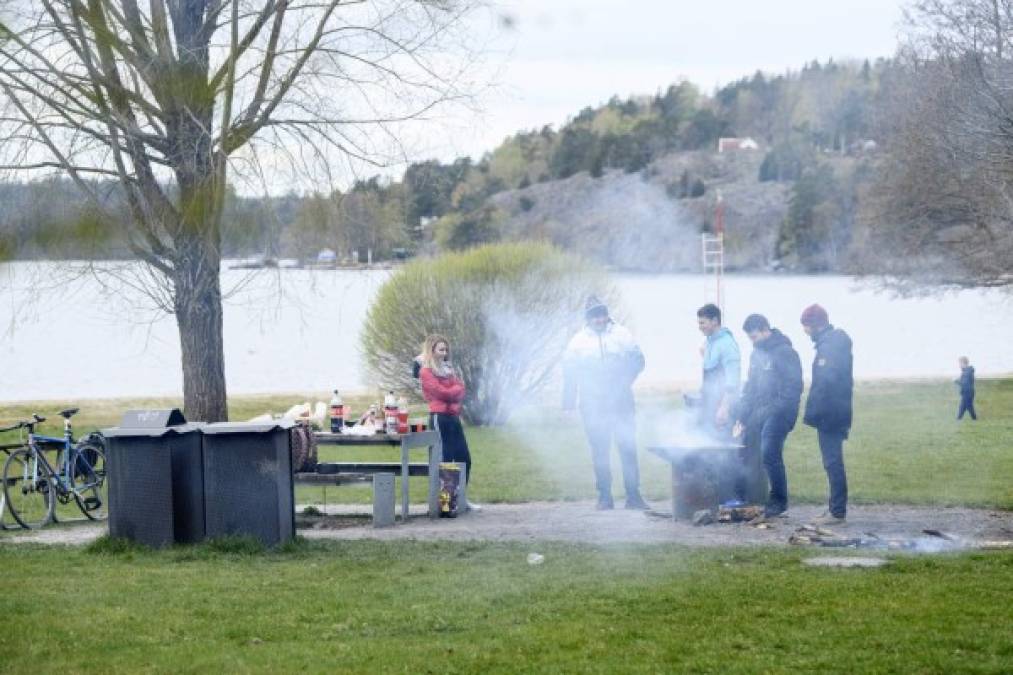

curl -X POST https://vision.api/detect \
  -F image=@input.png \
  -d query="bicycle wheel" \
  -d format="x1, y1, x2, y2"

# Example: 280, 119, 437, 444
2, 448, 55, 529
69, 444, 107, 520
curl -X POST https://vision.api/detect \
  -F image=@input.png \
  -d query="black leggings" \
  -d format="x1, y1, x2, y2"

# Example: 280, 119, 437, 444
430, 413, 473, 483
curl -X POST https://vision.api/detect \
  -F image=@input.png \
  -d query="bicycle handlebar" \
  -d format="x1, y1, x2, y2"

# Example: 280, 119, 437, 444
0, 413, 47, 433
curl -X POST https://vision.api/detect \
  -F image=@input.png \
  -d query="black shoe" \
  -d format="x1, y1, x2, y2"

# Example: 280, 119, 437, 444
596, 496, 615, 510
624, 494, 649, 510
763, 505, 787, 518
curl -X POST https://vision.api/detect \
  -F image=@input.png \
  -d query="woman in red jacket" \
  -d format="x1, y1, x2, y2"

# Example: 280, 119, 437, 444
418, 334, 478, 510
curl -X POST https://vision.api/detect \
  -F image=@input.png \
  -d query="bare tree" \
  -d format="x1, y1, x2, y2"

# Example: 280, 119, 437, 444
0, 1, 485, 420
865, 0, 1013, 291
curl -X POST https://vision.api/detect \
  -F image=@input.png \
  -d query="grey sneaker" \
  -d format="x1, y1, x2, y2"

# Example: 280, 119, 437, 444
464, 500, 482, 513
596, 495, 615, 510
811, 512, 846, 526
624, 494, 650, 510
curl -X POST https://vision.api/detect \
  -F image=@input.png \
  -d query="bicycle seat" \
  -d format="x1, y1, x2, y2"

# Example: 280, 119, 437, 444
59, 408, 80, 419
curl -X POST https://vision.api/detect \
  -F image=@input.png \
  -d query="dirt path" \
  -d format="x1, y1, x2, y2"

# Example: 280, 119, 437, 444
4, 502, 1011, 549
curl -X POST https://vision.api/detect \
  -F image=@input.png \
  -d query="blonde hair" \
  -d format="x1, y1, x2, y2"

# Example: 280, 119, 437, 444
421, 334, 451, 371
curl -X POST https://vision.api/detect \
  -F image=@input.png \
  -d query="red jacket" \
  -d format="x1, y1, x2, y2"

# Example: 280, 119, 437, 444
420, 366, 466, 416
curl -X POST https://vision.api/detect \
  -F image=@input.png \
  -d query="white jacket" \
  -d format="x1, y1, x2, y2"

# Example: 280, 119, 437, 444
562, 321, 645, 412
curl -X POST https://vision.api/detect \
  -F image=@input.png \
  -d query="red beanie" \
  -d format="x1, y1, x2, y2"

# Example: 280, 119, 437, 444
800, 303, 829, 328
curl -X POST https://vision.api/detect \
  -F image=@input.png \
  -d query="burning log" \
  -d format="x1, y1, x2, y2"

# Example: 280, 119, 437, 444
717, 505, 764, 523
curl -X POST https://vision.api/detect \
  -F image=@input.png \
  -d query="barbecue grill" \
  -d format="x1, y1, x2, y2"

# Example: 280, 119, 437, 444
647, 443, 766, 520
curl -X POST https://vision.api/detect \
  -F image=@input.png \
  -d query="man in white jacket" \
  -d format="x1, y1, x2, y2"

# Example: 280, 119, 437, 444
562, 296, 648, 510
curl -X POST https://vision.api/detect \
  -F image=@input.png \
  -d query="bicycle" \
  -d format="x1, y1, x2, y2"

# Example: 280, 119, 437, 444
1, 408, 108, 529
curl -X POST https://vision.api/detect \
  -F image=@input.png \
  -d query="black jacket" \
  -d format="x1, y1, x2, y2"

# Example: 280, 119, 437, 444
735, 329, 803, 431
957, 366, 975, 396
803, 325, 853, 433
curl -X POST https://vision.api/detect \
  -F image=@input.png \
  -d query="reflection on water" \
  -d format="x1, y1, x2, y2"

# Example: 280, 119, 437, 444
0, 261, 1010, 401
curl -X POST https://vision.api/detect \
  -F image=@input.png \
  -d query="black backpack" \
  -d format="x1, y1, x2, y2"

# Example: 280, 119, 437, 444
73, 432, 105, 476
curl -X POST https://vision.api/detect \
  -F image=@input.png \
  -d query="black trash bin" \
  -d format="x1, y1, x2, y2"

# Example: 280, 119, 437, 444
103, 409, 205, 548
200, 420, 295, 547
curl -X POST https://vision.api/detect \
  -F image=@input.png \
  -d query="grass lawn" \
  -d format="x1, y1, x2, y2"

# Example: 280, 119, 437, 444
1, 381, 1011, 672
4, 378, 1010, 511
0, 539, 1010, 673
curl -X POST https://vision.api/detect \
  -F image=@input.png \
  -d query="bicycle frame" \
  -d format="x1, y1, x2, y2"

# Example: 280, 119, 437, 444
26, 421, 77, 493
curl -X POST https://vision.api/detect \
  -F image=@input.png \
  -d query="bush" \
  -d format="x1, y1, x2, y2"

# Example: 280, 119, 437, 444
360, 242, 617, 425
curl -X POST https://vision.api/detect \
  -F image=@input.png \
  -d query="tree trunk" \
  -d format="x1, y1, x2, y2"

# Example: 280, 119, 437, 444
174, 231, 227, 423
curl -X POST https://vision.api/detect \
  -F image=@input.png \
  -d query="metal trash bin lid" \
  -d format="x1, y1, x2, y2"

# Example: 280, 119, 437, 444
201, 420, 295, 435
102, 423, 205, 438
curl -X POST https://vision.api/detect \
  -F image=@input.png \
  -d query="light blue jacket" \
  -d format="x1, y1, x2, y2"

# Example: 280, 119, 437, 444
702, 326, 741, 394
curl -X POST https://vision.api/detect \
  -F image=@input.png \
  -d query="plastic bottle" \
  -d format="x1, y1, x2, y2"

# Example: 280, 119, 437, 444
329, 390, 344, 433
397, 397, 409, 434
383, 390, 398, 435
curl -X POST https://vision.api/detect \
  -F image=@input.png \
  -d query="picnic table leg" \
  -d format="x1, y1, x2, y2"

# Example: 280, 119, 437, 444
428, 437, 442, 519
373, 473, 395, 528
400, 437, 410, 522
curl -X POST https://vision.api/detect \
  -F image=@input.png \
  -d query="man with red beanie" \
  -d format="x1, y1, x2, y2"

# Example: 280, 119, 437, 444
800, 304, 853, 524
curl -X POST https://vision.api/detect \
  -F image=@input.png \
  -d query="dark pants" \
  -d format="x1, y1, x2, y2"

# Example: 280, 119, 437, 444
958, 394, 977, 420
817, 428, 848, 517
737, 417, 788, 510
760, 417, 790, 512
580, 408, 641, 499
430, 413, 472, 483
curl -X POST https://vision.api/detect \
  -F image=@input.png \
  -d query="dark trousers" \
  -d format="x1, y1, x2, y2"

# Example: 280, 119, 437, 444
736, 418, 788, 510
817, 429, 848, 517
580, 408, 641, 499
958, 394, 977, 420
430, 413, 472, 483
760, 418, 790, 511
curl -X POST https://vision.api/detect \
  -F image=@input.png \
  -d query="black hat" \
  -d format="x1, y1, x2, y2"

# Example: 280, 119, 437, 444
584, 295, 608, 319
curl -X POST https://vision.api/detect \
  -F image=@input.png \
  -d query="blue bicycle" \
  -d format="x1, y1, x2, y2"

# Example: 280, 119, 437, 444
1, 408, 107, 529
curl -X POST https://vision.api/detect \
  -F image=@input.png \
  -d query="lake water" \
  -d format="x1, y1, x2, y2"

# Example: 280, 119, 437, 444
1, 261, 1011, 402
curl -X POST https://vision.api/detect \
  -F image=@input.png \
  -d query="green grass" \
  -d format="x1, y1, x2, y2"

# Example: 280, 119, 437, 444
3, 379, 1012, 511
0, 540, 1009, 673
2, 382, 1011, 672
465, 377, 1013, 509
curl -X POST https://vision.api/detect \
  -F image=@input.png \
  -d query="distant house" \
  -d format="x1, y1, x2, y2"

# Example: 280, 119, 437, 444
317, 248, 336, 263
717, 137, 759, 153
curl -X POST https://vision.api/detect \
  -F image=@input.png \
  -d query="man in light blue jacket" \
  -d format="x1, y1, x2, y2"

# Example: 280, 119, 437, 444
696, 303, 741, 438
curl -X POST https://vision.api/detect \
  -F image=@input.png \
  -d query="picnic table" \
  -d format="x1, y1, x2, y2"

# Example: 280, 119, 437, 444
298, 430, 448, 522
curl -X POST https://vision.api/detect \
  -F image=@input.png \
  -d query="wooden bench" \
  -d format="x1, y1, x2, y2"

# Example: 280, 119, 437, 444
293, 470, 400, 526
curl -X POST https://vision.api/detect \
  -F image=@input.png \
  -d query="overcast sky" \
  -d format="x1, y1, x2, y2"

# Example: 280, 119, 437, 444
425, 0, 908, 164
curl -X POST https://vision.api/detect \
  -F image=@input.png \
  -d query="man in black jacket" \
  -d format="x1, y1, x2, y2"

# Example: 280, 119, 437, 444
733, 314, 804, 517
800, 304, 853, 525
